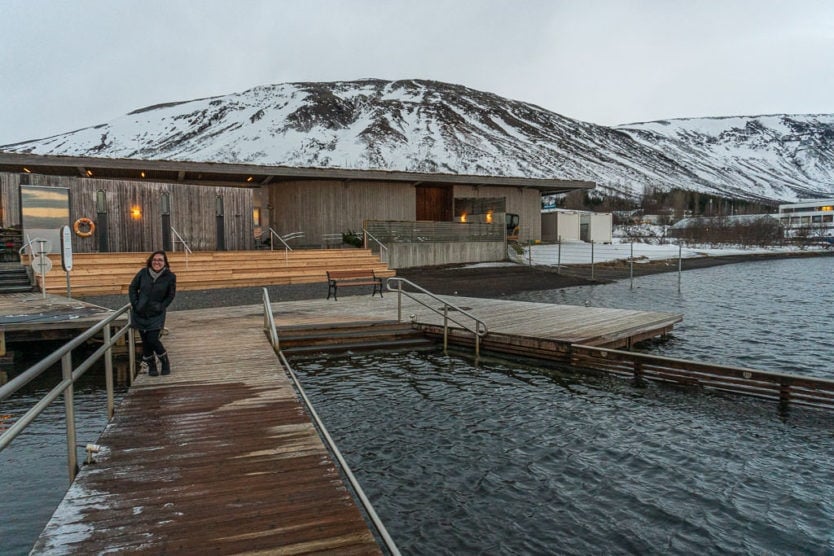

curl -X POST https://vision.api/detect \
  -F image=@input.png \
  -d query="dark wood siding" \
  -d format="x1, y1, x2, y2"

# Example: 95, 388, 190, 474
0, 172, 254, 253
416, 185, 452, 221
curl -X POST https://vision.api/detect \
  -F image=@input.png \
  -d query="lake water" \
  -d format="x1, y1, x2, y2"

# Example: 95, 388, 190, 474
508, 256, 834, 378
2, 256, 833, 554
0, 349, 129, 556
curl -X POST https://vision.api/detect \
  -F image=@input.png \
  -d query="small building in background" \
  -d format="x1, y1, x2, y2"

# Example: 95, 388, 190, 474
541, 209, 581, 242
541, 209, 613, 243
580, 212, 613, 243
778, 198, 834, 238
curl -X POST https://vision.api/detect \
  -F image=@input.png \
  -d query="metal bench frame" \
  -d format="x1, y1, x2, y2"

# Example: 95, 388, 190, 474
326, 270, 383, 301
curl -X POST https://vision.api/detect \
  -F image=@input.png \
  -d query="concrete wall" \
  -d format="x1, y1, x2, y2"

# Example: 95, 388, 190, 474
388, 241, 506, 269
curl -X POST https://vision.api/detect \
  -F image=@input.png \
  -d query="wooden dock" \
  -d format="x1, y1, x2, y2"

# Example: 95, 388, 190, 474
31, 303, 381, 555
31, 293, 681, 553
0, 292, 122, 353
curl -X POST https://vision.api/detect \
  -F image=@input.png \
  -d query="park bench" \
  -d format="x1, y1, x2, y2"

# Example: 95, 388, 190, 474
326, 269, 383, 301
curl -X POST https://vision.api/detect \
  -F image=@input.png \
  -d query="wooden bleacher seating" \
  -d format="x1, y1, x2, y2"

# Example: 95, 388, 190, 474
25, 249, 395, 296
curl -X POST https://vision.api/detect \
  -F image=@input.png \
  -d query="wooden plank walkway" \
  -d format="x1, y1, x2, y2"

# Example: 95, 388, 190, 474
32, 304, 381, 555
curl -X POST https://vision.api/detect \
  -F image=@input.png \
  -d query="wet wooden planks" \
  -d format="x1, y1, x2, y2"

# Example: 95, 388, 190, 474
32, 305, 380, 555
269, 294, 682, 349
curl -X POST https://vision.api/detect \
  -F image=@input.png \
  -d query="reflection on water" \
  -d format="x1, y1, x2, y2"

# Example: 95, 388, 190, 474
0, 348, 130, 556
292, 349, 834, 555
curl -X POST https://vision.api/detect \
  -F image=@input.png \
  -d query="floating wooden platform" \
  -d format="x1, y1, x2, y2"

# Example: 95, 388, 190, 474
0, 292, 122, 351
32, 292, 680, 553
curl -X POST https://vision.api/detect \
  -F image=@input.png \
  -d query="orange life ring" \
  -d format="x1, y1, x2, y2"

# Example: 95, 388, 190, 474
73, 217, 95, 238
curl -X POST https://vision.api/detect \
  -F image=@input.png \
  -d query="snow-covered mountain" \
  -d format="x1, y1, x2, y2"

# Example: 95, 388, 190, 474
2, 79, 832, 203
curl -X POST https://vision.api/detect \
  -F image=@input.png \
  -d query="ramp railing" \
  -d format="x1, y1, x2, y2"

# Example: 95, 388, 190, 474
0, 304, 134, 483
261, 288, 401, 556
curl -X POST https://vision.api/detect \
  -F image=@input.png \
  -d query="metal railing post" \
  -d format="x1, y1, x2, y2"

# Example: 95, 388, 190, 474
128, 323, 136, 385
62, 352, 78, 483
104, 323, 114, 419
443, 306, 449, 354
397, 281, 403, 322
630, 241, 634, 290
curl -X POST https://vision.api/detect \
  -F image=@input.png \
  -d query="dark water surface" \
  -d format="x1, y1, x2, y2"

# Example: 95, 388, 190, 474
291, 350, 834, 555
0, 350, 129, 555
287, 257, 834, 554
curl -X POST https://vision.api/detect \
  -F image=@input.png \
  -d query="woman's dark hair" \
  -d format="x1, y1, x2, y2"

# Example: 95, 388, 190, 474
146, 250, 170, 269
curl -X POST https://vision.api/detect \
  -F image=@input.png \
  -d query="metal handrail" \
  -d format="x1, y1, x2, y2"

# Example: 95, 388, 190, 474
385, 277, 488, 359
363, 229, 389, 263
0, 304, 135, 483
261, 288, 401, 556
170, 227, 192, 269
18, 235, 46, 256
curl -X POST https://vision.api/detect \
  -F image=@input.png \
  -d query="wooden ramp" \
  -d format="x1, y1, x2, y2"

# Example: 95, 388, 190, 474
32, 305, 381, 555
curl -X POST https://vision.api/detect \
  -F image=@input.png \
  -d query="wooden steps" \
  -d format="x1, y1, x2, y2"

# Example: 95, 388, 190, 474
25, 249, 395, 296
276, 320, 437, 356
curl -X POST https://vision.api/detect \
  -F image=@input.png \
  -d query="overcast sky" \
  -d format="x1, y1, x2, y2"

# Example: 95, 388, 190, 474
1, 0, 832, 145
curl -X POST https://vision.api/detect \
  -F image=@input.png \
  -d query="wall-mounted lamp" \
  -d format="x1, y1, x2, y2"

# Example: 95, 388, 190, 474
86, 169, 93, 177
96, 190, 107, 213
140, 171, 146, 178
486, 210, 493, 224
253, 207, 261, 226
161, 192, 170, 216
460, 212, 467, 223
130, 206, 142, 220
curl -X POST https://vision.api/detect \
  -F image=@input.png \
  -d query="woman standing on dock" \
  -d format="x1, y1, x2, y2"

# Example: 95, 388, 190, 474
129, 251, 177, 376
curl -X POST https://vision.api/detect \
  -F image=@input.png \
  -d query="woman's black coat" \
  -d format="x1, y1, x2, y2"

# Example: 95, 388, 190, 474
129, 267, 177, 331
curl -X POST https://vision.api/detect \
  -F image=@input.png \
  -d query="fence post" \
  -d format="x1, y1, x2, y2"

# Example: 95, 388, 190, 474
527, 240, 533, 266
557, 237, 562, 274
630, 240, 634, 290
591, 241, 595, 280
678, 243, 682, 292
62, 352, 78, 483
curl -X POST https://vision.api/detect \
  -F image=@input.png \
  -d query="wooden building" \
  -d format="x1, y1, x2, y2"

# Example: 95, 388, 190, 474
0, 153, 593, 255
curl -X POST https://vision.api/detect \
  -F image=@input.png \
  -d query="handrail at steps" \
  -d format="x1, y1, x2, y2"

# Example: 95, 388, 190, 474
19, 235, 47, 256
363, 229, 389, 263
385, 276, 488, 360
170, 227, 193, 269
266, 227, 294, 265
0, 303, 136, 483
260, 288, 401, 556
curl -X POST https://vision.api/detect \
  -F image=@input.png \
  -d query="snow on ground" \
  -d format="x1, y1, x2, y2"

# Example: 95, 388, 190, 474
455, 243, 826, 271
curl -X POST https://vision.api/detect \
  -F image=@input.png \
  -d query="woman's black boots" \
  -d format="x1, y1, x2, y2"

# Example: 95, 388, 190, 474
144, 355, 159, 377
158, 351, 171, 375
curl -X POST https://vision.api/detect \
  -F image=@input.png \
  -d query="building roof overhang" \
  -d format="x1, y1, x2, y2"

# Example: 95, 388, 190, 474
0, 152, 594, 195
